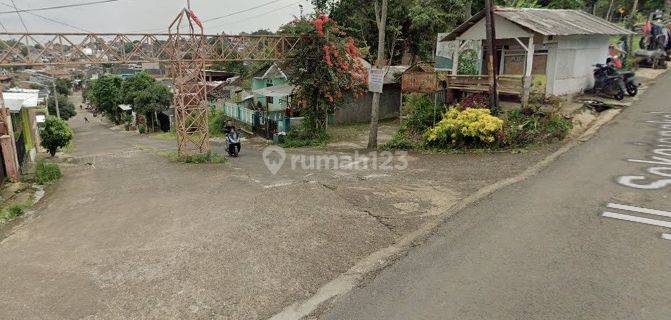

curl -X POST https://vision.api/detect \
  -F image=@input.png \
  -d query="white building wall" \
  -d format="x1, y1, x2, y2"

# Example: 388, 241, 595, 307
547, 35, 610, 96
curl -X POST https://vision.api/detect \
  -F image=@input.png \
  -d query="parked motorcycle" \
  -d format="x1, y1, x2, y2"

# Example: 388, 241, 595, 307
592, 63, 626, 101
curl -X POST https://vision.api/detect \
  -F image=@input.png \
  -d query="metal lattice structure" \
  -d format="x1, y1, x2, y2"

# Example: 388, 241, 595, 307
168, 10, 208, 155
0, 21, 299, 156
0, 32, 300, 66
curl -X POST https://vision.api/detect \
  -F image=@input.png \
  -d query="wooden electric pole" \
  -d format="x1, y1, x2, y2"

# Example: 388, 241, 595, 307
484, 0, 499, 112
52, 81, 60, 119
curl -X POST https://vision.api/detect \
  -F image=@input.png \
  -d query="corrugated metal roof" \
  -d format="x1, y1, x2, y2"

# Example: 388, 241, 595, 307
442, 8, 633, 41
495, 8, 633, 36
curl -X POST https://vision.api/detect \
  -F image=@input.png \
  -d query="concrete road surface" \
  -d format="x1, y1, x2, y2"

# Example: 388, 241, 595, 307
322, 72, 671, 320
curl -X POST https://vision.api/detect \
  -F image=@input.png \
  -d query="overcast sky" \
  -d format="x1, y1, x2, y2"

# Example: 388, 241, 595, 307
0, 0, 314, 34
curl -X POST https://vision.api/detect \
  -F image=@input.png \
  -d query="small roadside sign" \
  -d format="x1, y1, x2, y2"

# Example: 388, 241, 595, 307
368, 68, 384, 93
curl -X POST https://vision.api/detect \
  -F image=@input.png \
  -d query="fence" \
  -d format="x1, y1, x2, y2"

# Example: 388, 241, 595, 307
223, 103, 255, 126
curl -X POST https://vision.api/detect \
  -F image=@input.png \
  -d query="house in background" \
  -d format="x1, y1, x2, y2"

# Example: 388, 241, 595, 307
251, 63, 290, 113
440, 7, 633, 103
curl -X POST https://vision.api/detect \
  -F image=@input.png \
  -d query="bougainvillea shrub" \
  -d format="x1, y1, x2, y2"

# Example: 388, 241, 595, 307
280, 14, 368, 135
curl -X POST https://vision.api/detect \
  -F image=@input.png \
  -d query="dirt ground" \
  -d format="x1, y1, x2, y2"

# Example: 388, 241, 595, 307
0, 96, 559, 319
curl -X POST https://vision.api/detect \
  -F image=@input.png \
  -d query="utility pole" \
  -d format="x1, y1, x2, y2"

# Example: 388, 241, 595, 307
52, 81, 60, 119
367, 0, 388, 149
484, 0, 499, 112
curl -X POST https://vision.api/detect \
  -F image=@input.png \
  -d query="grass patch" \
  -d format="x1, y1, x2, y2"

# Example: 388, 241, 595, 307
135, 144, 227, 164
35, 160, 62, 185
281, 130, 330, 148
168, 151, 227, 164
153, 131, 177, 141
0, 203, 27, 224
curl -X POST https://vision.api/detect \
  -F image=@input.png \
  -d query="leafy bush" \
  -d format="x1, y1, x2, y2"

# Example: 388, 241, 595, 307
35, 160, 62, 185
48, 94, 77, 120
459, 93, 489, 110
501, 109, 572, 147
426, 108, 504, 147
382, 130, 416, 150
282, 128, 329, 148
458, 49, 479, 75
401, 93, 447, 134
40, 117, 74, 156
138, 123, 146, 134
2, 204, 25, 221
209, 109, 230, 136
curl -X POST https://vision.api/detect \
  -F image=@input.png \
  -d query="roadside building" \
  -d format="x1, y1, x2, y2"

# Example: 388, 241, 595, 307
335, 60, 407, 125
252, 63, 290, 114
0, 89, 41, 181
440, 7, 633, 103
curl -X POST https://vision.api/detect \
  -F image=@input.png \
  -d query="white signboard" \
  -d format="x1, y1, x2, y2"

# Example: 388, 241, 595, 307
368, 68, 385, 93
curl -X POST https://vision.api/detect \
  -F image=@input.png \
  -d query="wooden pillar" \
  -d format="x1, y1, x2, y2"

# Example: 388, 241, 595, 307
484, 0, 499, 111
0, 135, 19, 181
522, 36, 535, 106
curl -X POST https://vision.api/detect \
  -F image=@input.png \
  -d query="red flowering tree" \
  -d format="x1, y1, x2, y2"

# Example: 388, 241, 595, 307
280, 14, 368, 136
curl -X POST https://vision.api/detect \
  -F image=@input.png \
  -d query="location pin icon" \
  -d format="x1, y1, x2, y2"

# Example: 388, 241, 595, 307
263, 146, 286, 175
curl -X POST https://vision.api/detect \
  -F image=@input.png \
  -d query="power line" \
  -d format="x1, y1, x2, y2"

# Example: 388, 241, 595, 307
0, 1, 91, 32
208, 2, 300, 31
9, 0, 29, 32
0, 0, 122, 15
202, 0, 286, 23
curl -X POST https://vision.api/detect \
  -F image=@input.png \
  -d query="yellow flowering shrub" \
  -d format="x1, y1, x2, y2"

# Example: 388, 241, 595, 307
425, 108, 503, 146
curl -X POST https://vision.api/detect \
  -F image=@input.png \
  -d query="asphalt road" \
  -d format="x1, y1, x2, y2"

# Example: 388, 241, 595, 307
322, 72, 671, 320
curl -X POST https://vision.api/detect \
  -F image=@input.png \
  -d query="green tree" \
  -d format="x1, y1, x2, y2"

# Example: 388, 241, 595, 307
54, 78, 73, 96
48, 94, 77, 120
313, 0, 465, 64
121, 72, 172, 132
280, 14, 368, 135
40, 117, 73, 156
85, 75, 122, 120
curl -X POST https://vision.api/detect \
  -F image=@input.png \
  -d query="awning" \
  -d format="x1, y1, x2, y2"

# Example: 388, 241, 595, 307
252, 84, 295, 98
118, 104, 132, 111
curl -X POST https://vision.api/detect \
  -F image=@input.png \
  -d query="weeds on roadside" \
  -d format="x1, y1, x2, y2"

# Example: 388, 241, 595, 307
281, 129, 329, 148
35, 160, 62, 185
168, 151, 227, 164
0, 204, 26, 224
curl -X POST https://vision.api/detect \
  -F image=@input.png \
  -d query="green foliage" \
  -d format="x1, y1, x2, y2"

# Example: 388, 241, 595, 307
48, 94, 77, 120
208, 110, 231, 136
311, 0, 466, 63
35, 160, 62, 185
138, 123, 146, 134
383, 130, 416, 150
2, 204, 25, 221
172, 151, 227, 164
40, 117, 74, 156
121, 72, 171, 115
54, 78, 73, 96
280, 14, 367, 136
458, 50, 479, 75
425, 108, 504, 147
402, 93, 448, 134
500, 109, 573, 147
281, 128, 330, 148
85, 75, 123, 117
